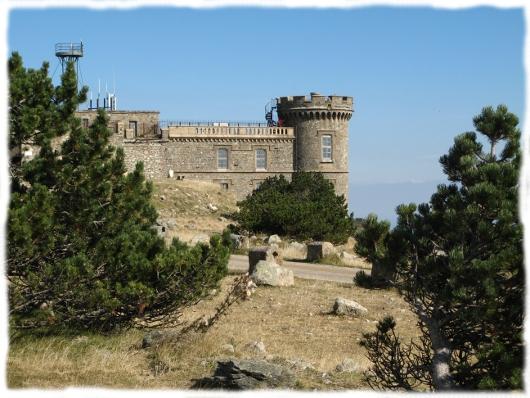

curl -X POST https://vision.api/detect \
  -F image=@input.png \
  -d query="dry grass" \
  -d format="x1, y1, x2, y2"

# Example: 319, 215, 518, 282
8, 276, 420, 390
151, 179, 238, 244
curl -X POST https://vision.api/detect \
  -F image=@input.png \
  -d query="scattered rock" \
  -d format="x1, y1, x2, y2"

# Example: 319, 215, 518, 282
229, 233, 243, 249
336, 358, 357, 373
339, 250, 358, 265
248, 247, 277, 274
207, 203, 218, 212
284, 241, 307, 260
166, 218, 177, 230
218, 216, 227, 222
142, 330, 164, 348
251, 260, 294, 287
191, 233, 210, 246
322, 242, 336, 257
269, 243, 283, 265
240, 236, 250, 250
332, 298, 368, 317
193, 359, 295, 390
221, 343, 235, 354
307, 241, 335, 262
287, 358, 314, 371
346, 236, 357, 250
246, 340, 266, 354
268, 234, 282, 245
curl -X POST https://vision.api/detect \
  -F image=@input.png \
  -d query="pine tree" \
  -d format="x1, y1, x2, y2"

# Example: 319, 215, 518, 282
359, 105, 523, 390
8, 53, 229, 332
235, 172, 355, 243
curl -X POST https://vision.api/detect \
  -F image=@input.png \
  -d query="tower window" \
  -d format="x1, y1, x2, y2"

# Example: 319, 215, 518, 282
217, 148, 229, 170
256, 149, 267, 170
322, 135, 333, 162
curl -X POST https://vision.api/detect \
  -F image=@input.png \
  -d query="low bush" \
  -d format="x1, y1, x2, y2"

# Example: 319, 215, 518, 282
235, 172, 355, 244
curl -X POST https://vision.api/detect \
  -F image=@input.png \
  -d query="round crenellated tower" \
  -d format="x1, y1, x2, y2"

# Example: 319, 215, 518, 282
276, 92, 353, 200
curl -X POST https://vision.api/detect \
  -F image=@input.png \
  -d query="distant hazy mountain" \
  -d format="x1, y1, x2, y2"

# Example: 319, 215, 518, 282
348, 180, 444, 225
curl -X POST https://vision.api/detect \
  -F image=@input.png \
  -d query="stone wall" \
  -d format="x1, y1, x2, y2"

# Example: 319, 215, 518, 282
119, 137, 295, 200
74, 93, 353, 201
75, 110, 160, 141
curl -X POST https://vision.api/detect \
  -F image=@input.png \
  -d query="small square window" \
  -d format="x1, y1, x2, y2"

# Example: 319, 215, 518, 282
220, 182, 229, 191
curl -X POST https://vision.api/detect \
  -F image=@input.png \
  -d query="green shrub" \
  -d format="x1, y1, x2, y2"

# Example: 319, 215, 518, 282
235, 172, 355, 244
354, 270, 390, 289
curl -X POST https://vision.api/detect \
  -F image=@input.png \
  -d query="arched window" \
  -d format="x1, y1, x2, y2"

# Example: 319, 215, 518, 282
255, 148, 267, 170
217, 148, 228, 170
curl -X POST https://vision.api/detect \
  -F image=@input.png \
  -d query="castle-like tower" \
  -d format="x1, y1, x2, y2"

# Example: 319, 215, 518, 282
276, 93, 353, 199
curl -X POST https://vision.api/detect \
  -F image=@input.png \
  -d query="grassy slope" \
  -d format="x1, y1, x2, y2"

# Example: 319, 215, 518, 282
8, 277, 419, 390
151, 179, 238, 244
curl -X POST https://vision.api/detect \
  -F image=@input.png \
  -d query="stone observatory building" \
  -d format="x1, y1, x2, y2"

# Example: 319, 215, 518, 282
75, 92, 353, 200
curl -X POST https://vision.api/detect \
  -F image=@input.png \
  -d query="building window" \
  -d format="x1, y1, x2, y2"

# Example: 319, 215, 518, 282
217, 148, 229, 170
255, 149, 267, 170
82, 118, 89, 129
129, 121, 138, 137
220, 182, 229, 191
322, 135, 333, 162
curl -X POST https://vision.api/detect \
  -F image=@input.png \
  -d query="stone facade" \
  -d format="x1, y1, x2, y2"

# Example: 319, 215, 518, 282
277, 93, 353, 199
75, 93, 353, 201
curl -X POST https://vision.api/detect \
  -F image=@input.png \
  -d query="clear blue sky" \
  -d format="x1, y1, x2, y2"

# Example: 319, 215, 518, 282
8, 6, 525, 222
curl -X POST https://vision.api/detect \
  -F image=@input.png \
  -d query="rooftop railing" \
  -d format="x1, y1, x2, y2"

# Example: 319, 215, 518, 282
160, 120, 271, 128
55, 42, 84, 57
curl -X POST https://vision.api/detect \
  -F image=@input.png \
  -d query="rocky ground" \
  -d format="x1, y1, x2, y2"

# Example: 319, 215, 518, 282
151, 179, 238, 244
8, 276, 420, 390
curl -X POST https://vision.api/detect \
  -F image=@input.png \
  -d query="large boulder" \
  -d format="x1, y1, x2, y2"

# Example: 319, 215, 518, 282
268, 234, 282, 245
251, 260, 294, 287
283, 241, 307, 260
339, 251, 359, 266
322, 242, 336, 257
193, 359, 295, 390
248, 247, 277, 274
332, 298, 368, 317
229, 233, 243, 249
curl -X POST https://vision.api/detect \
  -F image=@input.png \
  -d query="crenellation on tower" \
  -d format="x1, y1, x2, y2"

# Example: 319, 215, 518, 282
277, 92, 353, 200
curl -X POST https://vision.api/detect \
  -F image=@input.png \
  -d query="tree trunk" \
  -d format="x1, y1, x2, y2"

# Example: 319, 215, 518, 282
414, 300, 454, 390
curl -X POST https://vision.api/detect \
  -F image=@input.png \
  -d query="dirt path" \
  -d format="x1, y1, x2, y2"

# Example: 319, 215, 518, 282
229, 254, 366, 284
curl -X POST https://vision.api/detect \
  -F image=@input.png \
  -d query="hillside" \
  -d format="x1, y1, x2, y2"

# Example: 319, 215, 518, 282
151, 179, 238, 244
8, 276, 420, 390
